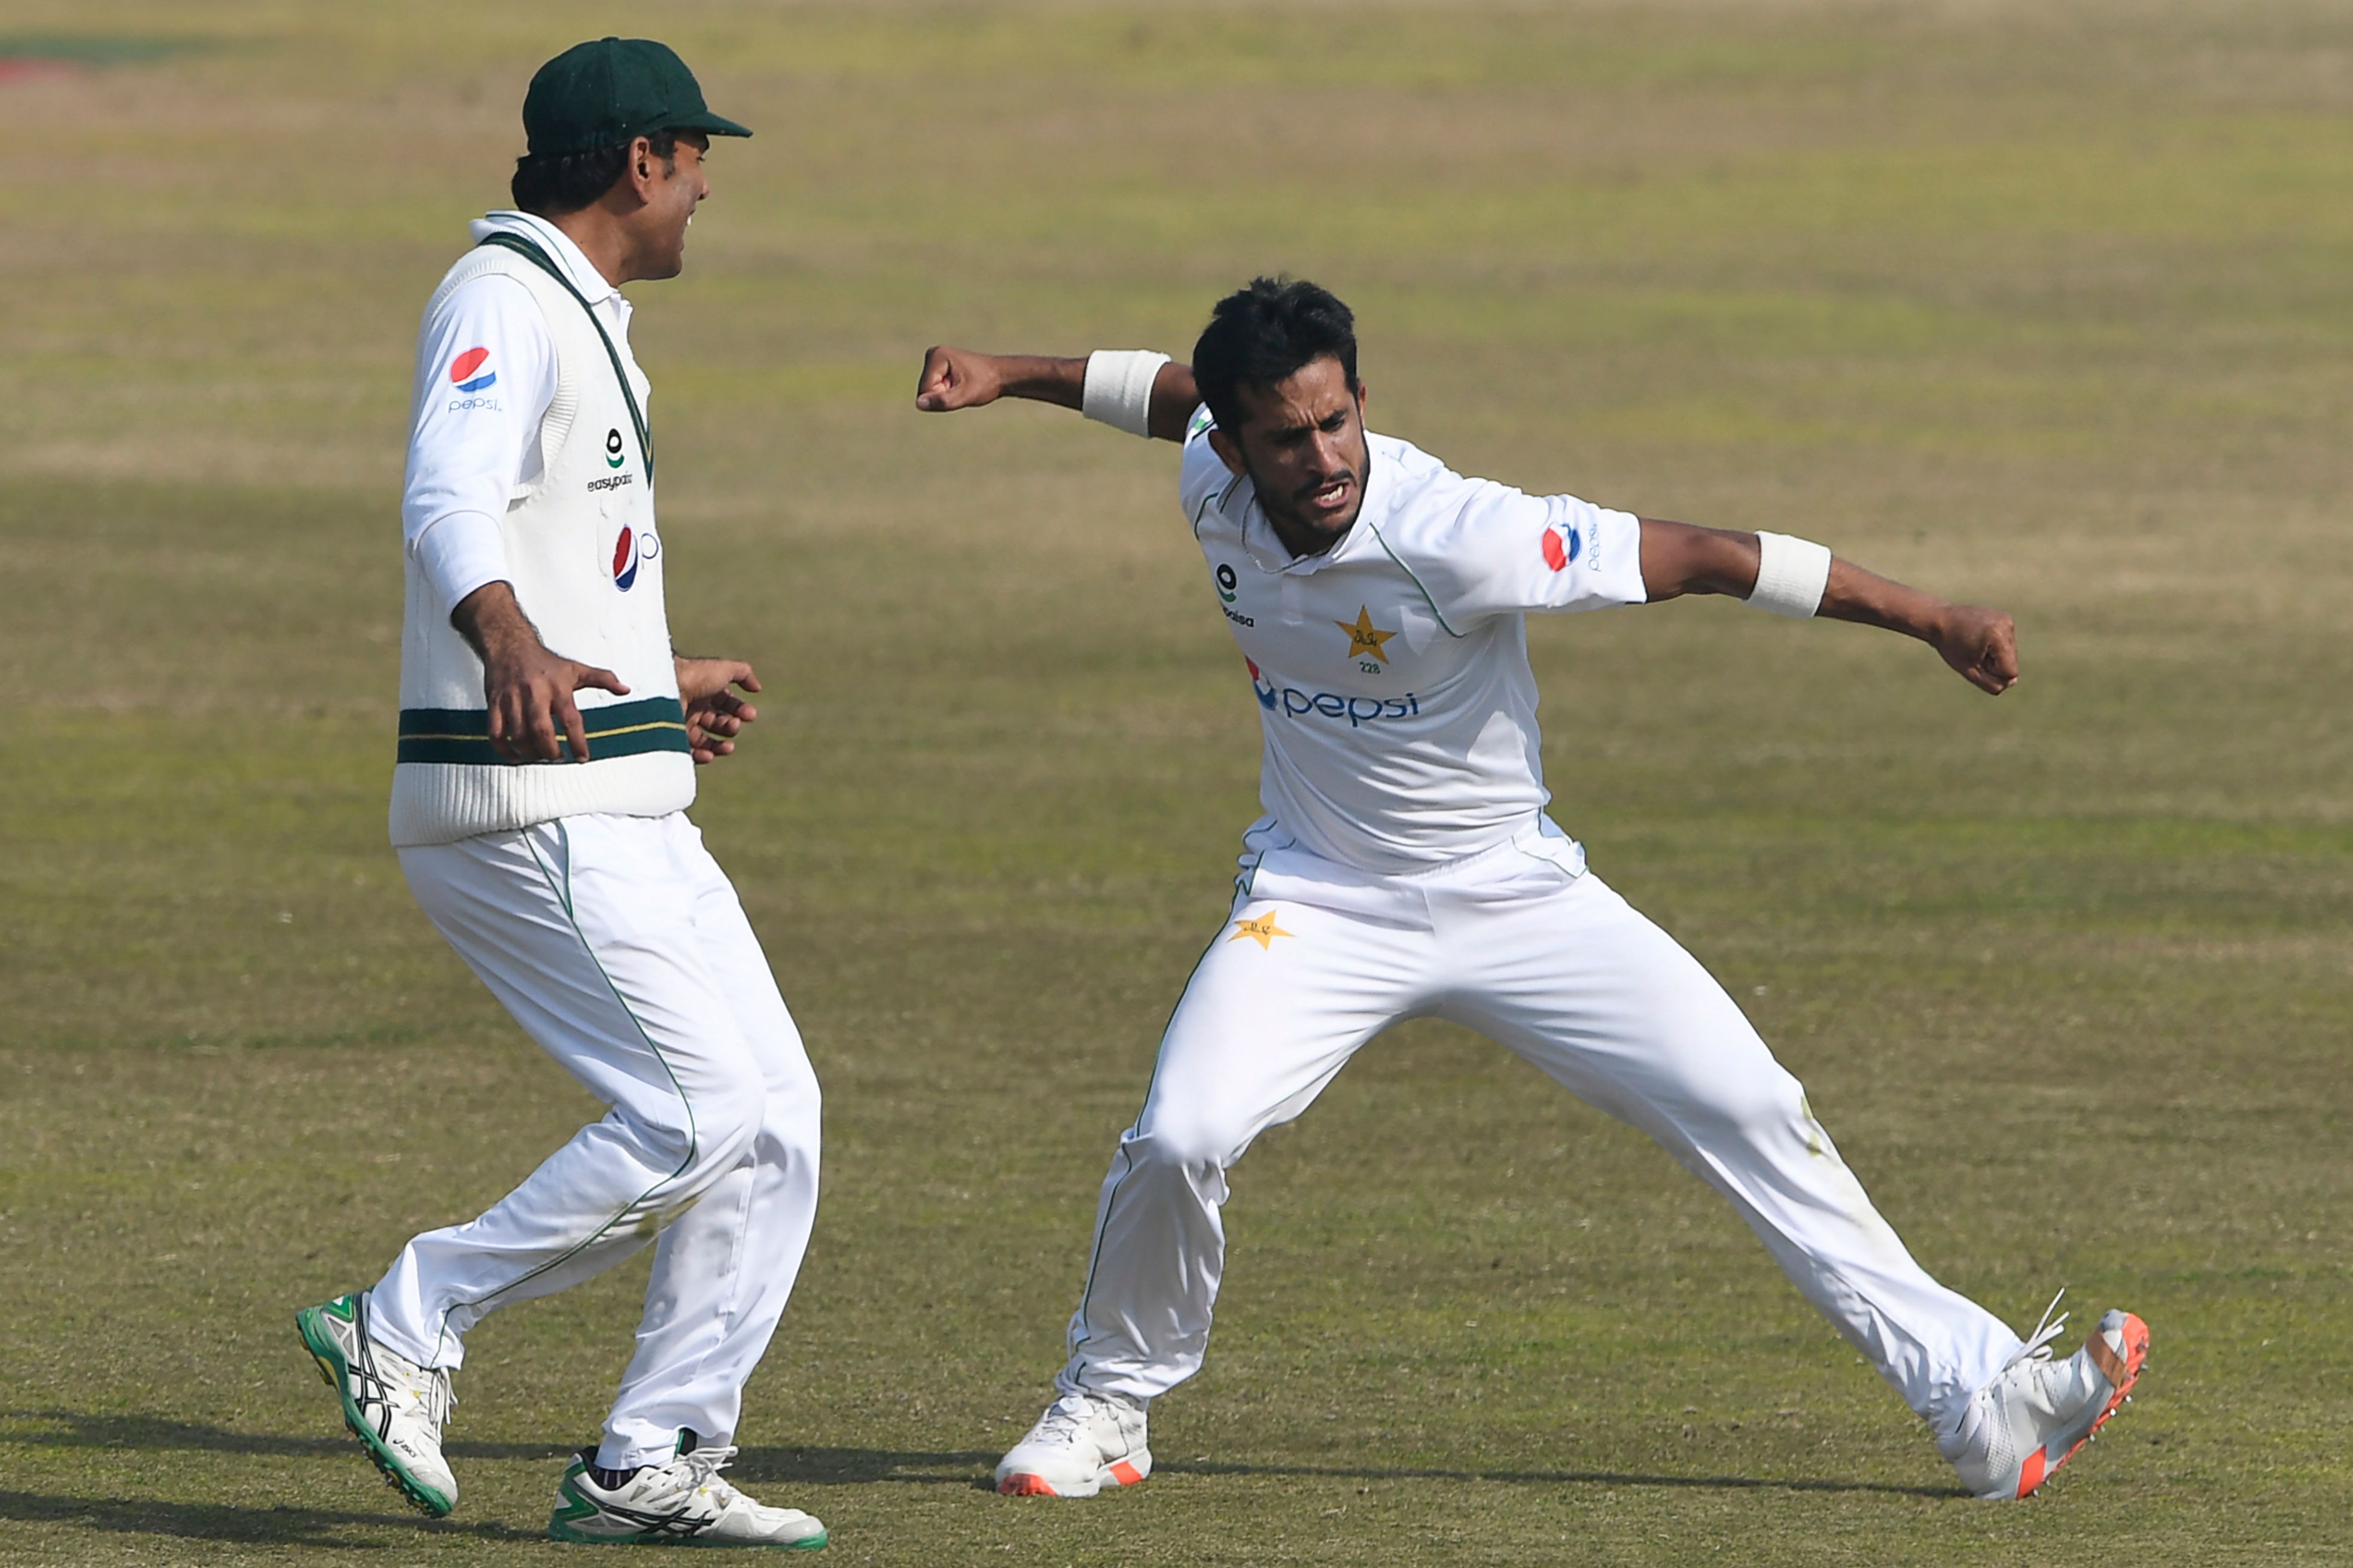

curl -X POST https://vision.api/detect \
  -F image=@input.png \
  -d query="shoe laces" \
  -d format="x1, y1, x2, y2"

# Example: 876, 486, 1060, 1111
1034, 1392, 1110, 1441
381, 1350, 453, 1433
678, 1442, 742, 1503
2002, 1287, 2071, 1373
405, 1367, 454, 1435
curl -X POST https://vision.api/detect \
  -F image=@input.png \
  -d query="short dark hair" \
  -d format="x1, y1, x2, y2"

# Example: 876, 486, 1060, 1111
1191, 277, 1359, 436
510, 128, 689, 217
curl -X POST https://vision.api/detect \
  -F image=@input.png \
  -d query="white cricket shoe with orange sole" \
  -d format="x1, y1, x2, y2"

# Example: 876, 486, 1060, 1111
1941, 1293, 2151, 1500
995, 1389, 1150, 1497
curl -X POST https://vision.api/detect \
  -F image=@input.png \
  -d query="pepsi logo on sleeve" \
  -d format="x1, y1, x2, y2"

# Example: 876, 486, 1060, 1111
1541, 519, 1582, 572
448, 347, 496, 392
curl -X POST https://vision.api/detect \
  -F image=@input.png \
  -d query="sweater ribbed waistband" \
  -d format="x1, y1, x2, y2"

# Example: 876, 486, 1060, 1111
397, 695, 689, 765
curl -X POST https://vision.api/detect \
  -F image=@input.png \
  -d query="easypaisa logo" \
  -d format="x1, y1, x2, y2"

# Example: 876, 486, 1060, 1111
605, 428, 626, 468
1214, 561, 1253, 626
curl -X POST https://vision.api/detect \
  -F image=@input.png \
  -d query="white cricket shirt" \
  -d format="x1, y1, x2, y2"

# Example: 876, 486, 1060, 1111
1180, 411, 1646, 873
401, 211, 652, 618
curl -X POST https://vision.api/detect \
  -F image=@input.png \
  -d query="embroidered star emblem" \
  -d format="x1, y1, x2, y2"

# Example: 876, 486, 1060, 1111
1229, 911, 1295, 949
1335, 605, 1398, 663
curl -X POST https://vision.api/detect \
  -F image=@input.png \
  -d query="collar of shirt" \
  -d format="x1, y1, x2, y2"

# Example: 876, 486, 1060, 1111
1236, 435, 1396, 576
467, 209, 635, 342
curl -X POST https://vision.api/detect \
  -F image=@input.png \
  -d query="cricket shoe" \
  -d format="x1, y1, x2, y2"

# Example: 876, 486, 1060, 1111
995, 1389, 1150, 1497
1940, 1290, 2151, 1501
294, 1291, 457, 1517
547, 1434, 827, 1549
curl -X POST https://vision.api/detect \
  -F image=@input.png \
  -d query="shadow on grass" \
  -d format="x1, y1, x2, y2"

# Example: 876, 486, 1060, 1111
5, 1409, 571, 1462
730, 1447, 1000, 1485
0, 1490, 544, 1548
6, 1409, 1964, 1508
5, 1411, 994, 1484
1158, 1457, 1966, 1500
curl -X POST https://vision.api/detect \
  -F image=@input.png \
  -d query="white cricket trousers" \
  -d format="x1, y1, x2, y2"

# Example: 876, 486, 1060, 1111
1059, 826, 2024, 1435
370, 811, 820, 1470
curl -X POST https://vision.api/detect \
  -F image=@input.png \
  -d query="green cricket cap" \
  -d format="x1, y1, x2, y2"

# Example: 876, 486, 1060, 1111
522, 37, 750, 157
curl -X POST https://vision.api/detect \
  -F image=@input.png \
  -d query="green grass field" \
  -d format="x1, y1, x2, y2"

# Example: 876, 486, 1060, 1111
2, 2, 2348, 1561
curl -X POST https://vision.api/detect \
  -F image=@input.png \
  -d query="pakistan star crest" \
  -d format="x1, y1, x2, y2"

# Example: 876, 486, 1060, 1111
1335, 605, 1397, 663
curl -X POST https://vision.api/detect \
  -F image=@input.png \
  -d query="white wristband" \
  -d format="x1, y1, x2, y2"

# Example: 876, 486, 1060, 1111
414, 509, 512, 620
1748, 531, 1833, 618
1081, 349, 1169, 439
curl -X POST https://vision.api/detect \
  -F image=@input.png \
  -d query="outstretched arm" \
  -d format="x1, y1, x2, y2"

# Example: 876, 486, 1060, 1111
915, 348, 1202, 442
1638, 519, 2019, 695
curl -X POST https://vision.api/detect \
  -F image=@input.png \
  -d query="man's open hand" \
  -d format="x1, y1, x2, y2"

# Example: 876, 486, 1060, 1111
1931, 604, 2020, 695
676, 656, 761, 764
483, 639, 629, 762
453, 583, 629, 762
914, 346, 1007, 412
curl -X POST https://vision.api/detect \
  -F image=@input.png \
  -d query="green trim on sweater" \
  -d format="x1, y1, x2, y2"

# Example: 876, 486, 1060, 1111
397, 696, 689, 765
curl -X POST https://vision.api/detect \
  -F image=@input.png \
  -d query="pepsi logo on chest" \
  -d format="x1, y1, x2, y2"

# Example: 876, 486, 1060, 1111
610, 525, 659, 591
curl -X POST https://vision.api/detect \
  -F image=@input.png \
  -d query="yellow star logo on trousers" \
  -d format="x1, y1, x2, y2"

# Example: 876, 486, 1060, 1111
1229, 911, 1295, 949
1336, 605, 1398, 663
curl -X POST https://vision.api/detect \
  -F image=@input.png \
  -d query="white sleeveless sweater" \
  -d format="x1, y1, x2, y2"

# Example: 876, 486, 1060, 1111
388, 241, 694, 847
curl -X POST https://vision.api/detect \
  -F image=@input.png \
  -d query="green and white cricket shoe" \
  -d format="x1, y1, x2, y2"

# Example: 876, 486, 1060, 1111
995, 1389, 1151, 1497
548, 1439, 827, 1549
294, 1292, 458, 1517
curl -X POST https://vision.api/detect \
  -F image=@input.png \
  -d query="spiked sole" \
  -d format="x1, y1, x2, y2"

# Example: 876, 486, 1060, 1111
548, 1469, 826, 1549
997, 1473, 1065, 1497
546, 1521, 830, 1550
295, 1304, 456, 1519
2015, 1311, 2152, 1499
996, 1456, 1149, 1498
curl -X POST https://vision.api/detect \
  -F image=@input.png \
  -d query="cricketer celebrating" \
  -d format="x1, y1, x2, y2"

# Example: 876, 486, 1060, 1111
294, 40, 827, 1549
916, 279, 2149, 1503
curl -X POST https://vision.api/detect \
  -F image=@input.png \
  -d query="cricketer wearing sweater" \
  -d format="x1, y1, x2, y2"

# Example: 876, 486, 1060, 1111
294, 39, 827, 1551
915, 279, 2150, 1505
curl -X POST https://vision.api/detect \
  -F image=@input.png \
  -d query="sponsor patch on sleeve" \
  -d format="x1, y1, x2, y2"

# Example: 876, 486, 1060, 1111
1541, 519, 1582, 572
448, 346, 496, 393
